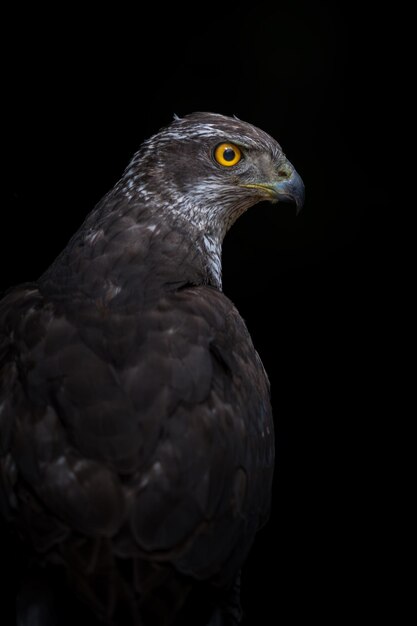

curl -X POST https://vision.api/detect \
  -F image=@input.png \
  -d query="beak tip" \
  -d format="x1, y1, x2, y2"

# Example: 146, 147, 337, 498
276, 170, 305, 214
295, 185, 305, 216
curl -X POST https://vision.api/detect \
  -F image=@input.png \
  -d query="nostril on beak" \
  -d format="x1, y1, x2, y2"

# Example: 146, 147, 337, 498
277, 166, 292, 179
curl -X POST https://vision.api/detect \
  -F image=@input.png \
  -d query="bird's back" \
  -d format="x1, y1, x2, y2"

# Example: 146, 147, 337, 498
0, 279, 273, 625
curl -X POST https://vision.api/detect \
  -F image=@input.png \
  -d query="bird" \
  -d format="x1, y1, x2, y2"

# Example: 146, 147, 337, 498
0, 112, 304, 626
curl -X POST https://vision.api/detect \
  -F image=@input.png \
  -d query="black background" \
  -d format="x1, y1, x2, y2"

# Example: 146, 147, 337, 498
2, 2, 400, 623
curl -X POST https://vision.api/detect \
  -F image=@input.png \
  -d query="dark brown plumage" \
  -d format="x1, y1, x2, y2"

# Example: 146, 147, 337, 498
0, 113, 304, 625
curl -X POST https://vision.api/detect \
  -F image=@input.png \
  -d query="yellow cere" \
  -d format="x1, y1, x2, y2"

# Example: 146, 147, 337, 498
214, 143, 242, 167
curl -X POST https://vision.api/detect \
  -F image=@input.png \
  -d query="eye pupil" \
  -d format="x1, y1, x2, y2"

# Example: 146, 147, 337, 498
223, 148, 236, 161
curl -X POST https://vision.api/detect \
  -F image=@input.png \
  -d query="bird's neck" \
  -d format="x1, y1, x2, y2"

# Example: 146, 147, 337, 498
198, 233, 223, 290
159, 206, 225, 291
116, 166, 228, 290
39, 194, 225, 304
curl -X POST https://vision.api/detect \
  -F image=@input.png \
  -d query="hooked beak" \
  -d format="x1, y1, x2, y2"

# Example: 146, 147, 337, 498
241, 165, 305, 214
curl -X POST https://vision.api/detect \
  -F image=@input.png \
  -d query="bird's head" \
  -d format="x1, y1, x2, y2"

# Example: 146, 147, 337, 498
121, 112, 304, 240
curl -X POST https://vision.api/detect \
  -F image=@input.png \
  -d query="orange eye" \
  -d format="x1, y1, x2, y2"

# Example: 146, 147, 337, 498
214, 143, 242, 167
